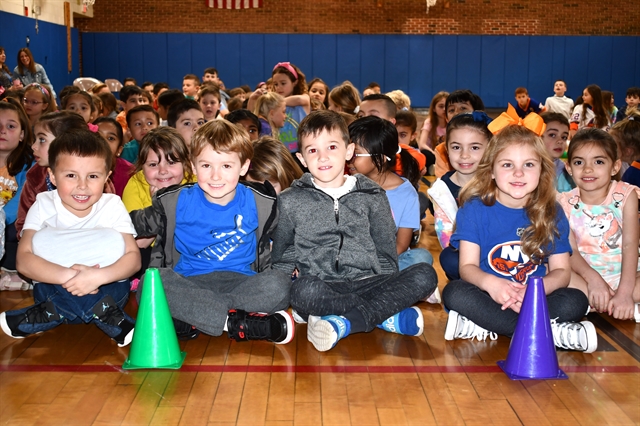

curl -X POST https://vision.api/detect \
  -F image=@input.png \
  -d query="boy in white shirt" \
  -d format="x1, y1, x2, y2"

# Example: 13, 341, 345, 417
0, 129, 140, 346
545, 80, 574, 119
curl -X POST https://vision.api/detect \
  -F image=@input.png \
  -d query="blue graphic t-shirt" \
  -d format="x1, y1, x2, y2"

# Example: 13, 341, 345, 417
450, 197, 571, 284
279, 105, 307, 153
174, 184, 258, 277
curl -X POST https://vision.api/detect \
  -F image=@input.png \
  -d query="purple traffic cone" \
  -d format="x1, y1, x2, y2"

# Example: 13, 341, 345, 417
497, 276, 567, 380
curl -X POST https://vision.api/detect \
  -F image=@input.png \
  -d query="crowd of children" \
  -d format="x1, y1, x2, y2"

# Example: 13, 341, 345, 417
0, 52, 638, 354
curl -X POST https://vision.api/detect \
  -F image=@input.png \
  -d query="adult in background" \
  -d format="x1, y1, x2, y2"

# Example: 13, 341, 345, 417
12, 48, 57, 102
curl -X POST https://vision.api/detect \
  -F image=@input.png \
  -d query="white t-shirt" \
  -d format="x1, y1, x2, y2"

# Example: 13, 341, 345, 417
545, 95, 574, 119
23, 192, 136, 268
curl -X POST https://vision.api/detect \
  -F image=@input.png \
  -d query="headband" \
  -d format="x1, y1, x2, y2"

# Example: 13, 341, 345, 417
26, 82, 50, 98
273, 62, 298, 80
487, 104, 546, 136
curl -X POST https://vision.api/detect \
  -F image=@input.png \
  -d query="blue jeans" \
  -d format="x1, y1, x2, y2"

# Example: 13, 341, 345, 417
398, 248, 433, 271
33, 280, 130, 324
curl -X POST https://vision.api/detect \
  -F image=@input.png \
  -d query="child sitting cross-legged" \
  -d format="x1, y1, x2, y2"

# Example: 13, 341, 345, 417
130, 120, 294, 343
1, 129, 141, 346
271, 110, 438, 352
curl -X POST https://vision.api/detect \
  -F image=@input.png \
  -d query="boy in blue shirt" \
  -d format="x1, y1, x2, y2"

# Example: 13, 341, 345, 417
272, 110, 437, 351
131, 120, 293, 343
514, 87, 545, 119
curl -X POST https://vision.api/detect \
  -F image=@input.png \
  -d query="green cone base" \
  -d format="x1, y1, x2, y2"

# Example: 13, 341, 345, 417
123, 351, 186, 370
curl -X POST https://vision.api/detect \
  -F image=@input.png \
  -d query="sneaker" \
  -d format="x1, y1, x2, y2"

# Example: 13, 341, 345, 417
291, 309, 307, 324
226, 309, 294, 344
92, 295, 135, 347
423, 286, 442, 304
307, 315, 351, 352
0, 300, 63, 338
173, 318, 200, 341
551, 319, 597, 353
0, 271, 32, 291
634, 303, 640, 323
377, 306, 424, 336
444, 310, 497, 341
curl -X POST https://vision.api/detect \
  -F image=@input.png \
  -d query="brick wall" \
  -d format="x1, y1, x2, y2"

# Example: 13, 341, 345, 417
75, 0, 640, 35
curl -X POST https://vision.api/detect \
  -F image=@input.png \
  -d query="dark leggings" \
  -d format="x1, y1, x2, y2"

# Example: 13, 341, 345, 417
0, 222, 18, 271
442, 279, 589, 337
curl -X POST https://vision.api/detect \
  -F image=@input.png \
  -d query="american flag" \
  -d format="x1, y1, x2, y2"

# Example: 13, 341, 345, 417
207, 0, 263, 8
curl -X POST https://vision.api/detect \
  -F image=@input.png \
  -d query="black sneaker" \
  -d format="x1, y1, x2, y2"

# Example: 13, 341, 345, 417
227, 309, 294, 344
0, 300, 63, 338
92, 295, 135, 347
173, 318, 200, 341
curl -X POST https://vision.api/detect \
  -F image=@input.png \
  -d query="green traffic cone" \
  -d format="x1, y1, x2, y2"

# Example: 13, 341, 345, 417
123, 268, 186, 369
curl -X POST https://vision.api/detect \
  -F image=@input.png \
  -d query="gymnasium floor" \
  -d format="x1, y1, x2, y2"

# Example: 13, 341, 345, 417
1, 200, 639, 425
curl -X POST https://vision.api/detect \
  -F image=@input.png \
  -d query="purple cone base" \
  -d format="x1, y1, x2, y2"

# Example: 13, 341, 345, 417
497, 360, 568, 380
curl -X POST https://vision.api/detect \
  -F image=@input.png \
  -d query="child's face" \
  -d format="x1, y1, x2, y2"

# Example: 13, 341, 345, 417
203, 72, 220, 85
396, 125, 416, 147
175, 109, 205, 147
446, 101, 473, 121
626, 94, 640, 108
129, 111, 158, 142
357, 100, 395, 122
182, 79, 199, 97
568, 143, 620, 196
515, 93, 529, 108
296, 128, 355, 188
542, 121, 569, 160
554, 81, 567, 97
23, 90, 48, 118
157, 104, 168, 120
123, 95, 144, 112
362, 88, 376, 98
272, 73, 295, 98
269, 102, 287, 129
142, 84, 154, 96
434, 98, 446, 119
447, 128, 487, 177
349, 144, 377, 179
309, 83, 327, 103
192, 145, 250, 205
582, 89, 593, 106
142, 149, 185, 191
236, 119, 260, 142
32, 123, 55, 167
0, 110, 24, 156
65, 94, 92, 123
328, 98, 342, 112
97, 121, 123, 157
491, 143, 541, 208
48, 154, 110, 218
199, 94, 220, 121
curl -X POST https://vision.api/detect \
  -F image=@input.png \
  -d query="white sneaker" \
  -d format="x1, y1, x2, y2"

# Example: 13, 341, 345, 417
423, 286, 441, 304
634, 303, 640, 323
550, 319, 597, 353
291, 309, 307, 324
444, 310, 497, 342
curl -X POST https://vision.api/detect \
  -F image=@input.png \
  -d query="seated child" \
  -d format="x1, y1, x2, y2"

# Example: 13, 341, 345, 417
61, 89, 95, 123
116, 85, 145, 136
612, 111, 640, 187
514, 87, 545, 119
94, 117, 133, 197
327, 82, 361, 116
182, 74, 200, 100
1, 129, 140, 346
544, 80, 574, 119
98, 92, 118, 119
558, 129, 640, 322
225, 109, 261, 142
121, 105, 159, 164
167, 99, 205, 149
241, 136, 303, 194
615, 87, 640, 123
157, 89, 185, 126
197, 84, 221, 122
386, 89, 411, 111
130, 120, 293, 343
271, 110, 437, 352
442, 124, 596, 353
254, 92, 286, 139
540, 112, 574, 192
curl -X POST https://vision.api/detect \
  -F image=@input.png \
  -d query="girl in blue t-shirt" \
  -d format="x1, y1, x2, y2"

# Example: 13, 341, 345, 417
348, 116, 433, 272
442, 124, 597, 353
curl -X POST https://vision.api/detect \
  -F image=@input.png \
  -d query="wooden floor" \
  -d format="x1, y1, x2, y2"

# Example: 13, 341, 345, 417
1, 209, 639, 425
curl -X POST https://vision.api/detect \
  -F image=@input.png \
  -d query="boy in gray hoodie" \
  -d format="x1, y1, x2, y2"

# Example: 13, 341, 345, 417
272, 110, 437, 351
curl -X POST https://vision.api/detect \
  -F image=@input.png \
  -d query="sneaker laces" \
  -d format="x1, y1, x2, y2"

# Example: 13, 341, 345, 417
457, 315, 497, 341
239, 313, 274, 340
23, 302, 60, 324
550, 318, 584, 351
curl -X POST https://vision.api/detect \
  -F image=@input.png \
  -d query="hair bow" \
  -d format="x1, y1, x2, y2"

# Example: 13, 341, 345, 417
487, 104, 546, 136
272, 62, 298, 80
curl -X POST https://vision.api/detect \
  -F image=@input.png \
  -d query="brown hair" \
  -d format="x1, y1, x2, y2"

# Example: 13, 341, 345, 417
459, 125, 558, 263
611, 111, 640, 163
515, 87, 528, 96
243, 137, 303, 190
328, 81, 360, 116
135, 127, 193, 180
568, 128, 621, 180
191, 119, 253, 165
24, 83, 55, 114
0, 99, 34, 175
16, 48, 36, 75
428, 91, 449, 146
583, 84, 610, 129
272, 63, 307, 96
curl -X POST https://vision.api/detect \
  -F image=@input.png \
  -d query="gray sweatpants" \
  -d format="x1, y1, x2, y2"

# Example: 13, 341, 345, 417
139, 268, 291, 336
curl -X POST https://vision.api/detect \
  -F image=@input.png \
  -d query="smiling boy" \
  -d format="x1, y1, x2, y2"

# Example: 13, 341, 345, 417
272, 110, 437, 351
130, 119, 293, 343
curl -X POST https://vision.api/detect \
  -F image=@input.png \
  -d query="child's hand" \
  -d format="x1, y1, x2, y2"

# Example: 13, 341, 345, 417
607, 292, 635, 320
486, 279, 525, 310
249, 88, 267, 101
63, 264, 102, 297
149, 185, 159, 197
586, 276, 614, 312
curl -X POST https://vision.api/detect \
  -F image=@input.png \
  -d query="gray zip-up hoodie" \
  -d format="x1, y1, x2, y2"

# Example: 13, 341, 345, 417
271, 173, 398, 282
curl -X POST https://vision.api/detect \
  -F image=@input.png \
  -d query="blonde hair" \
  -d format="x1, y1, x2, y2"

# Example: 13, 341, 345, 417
243, 136, 303, 190
328, 81, 360, 115
191, 119, 253, 165
459, 125, 558, 263
386, 90, 411, 110
254, 92, 285, 138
